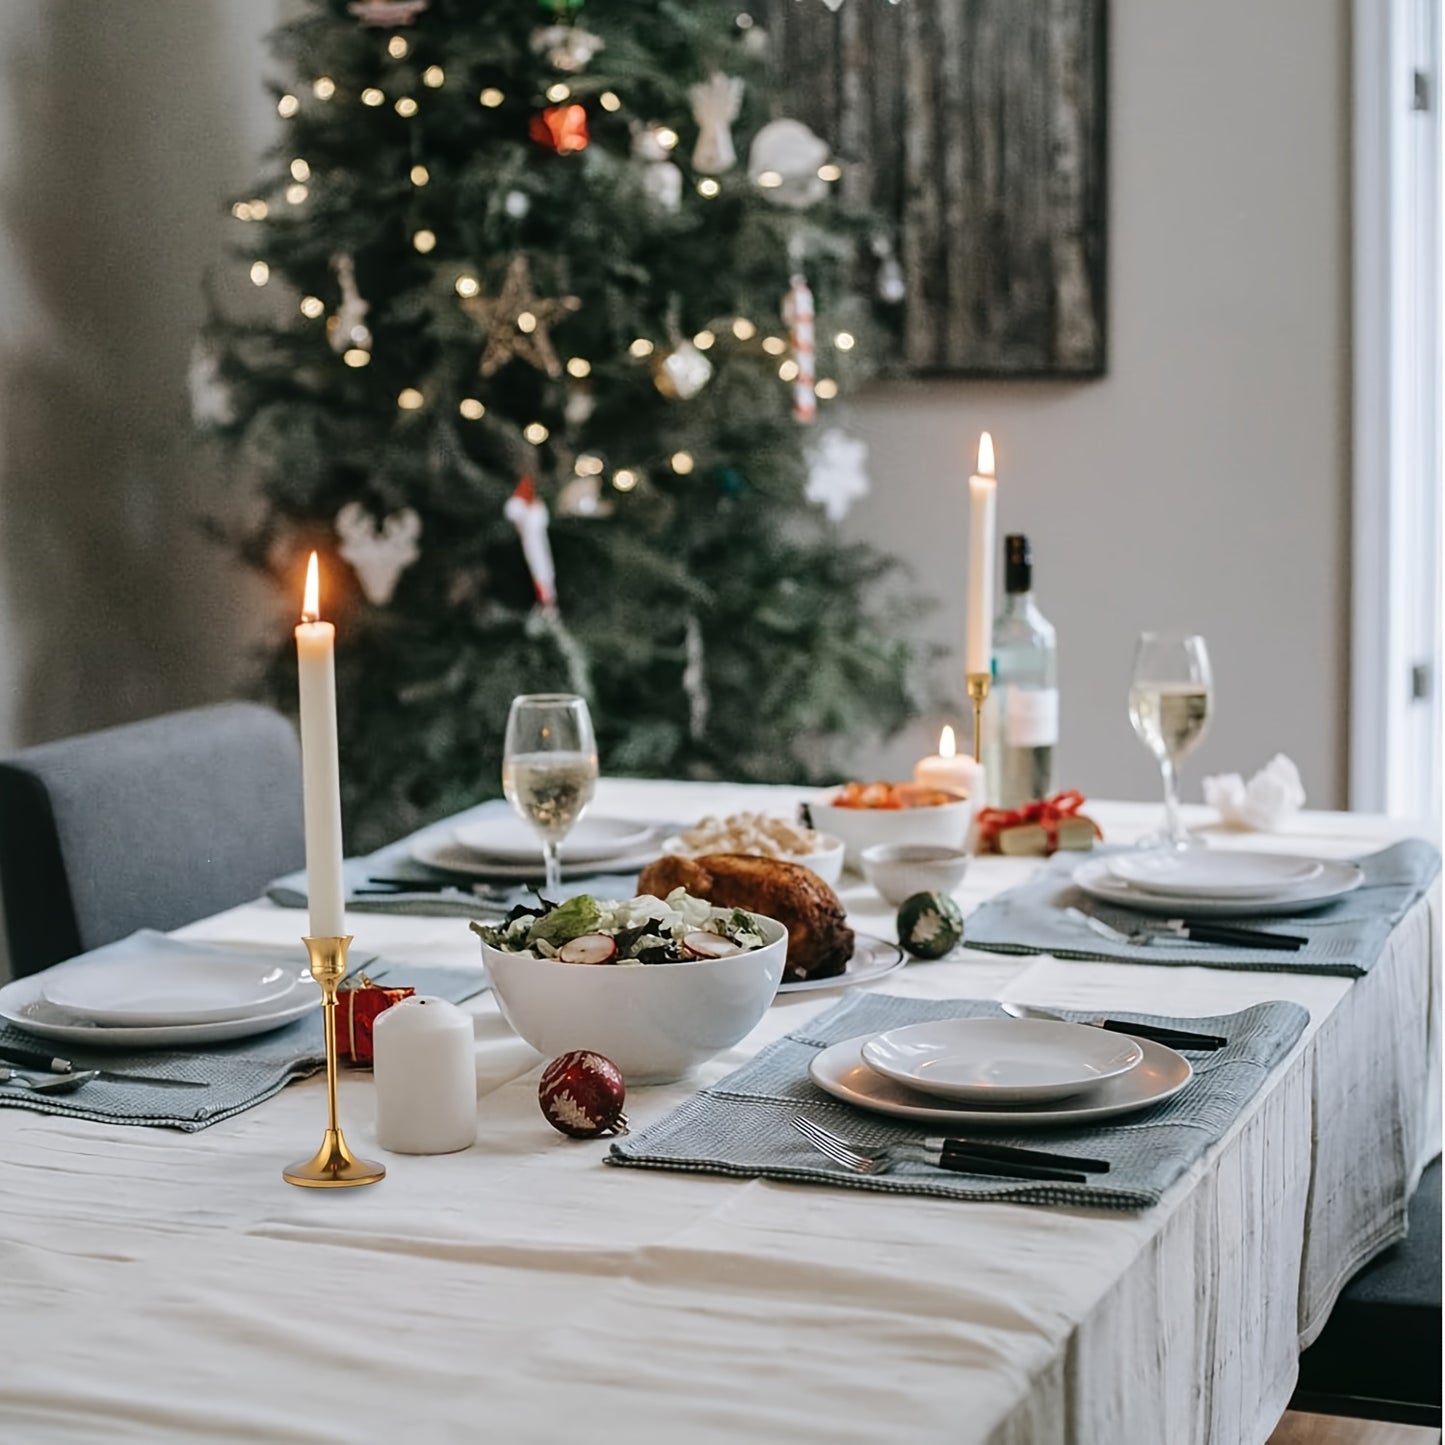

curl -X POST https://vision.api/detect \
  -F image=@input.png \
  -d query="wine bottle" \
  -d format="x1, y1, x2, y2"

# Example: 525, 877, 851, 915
986, 535, 1058, 807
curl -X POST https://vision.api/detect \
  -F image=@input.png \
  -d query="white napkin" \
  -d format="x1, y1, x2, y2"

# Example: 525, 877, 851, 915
1203, 754, 1306, 831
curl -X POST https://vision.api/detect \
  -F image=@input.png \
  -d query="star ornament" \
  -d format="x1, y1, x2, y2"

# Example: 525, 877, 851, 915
461, 255, 580, 378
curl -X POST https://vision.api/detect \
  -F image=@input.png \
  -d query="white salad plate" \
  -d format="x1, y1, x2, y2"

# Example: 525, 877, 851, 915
776, 933, 906, 995
1106, 850, 1324, 900
452, 814, 657, 865
1073, 856, 1364, 918
810, 1032, 1192, 1128
42, 952, 302, 1027
859, 1018, 1143, 1104
412, 835, 662, 881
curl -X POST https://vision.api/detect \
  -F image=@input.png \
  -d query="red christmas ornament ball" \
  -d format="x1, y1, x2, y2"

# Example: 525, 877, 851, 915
538, 1050, 628, 1138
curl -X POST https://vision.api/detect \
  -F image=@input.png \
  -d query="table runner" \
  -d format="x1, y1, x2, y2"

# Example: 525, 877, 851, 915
963, 839, 1440, 976
609, 992, 1310, 1210
0, 962, 487, 1130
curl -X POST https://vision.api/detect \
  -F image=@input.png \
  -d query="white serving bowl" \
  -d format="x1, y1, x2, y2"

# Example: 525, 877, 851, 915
808, 792, 976, 869
477, 915, 788, 1084
860, 843, 971, 907
658, 832, 846, 887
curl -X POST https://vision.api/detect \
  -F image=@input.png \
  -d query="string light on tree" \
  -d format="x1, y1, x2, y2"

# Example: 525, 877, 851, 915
291, 159, 311, 181
287, 183, 309, 204
423, 65, 445, 87
732, 317, 756, 340
313, 76, 337, 100
411, 164, 430, 186
693, 330, 716, 351
395, 96, 418, 116
523, 422, 550, 444
565, 357, 591, 378
455, 274, 480, 298
697, 178, 720, 198
277, 93, 300, 118
413, 229, 437, 253
479, 87, 504, 107
599, 90, 621, 112
458, 398, 485, 420
397, 388, 424, 410
629, 338, 655, 358
300, 295, 325, 319
576, 454, 604, 475
545, 82, 571, 102
670, 451, 695, 475
761, 336, 786, 355
361, 87, 384, 106
612, 468, 639, 492
250, 261, 270, 286
816, 378, 838, 400
343, 349, 370, 368
387, 35, 409, 58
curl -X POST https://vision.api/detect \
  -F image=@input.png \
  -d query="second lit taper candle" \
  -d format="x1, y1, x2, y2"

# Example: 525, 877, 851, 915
966, 431, 997, 677
295, 552, 347, 938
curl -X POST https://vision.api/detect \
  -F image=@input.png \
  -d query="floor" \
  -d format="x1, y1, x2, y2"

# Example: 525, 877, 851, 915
1270, 1412, 1442, 1444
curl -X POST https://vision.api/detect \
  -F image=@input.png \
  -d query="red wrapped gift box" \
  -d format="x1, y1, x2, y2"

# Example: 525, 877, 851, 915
335, 977, 415, 1066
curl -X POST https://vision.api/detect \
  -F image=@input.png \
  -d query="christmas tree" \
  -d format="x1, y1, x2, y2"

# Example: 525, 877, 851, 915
202, 0, 925, 850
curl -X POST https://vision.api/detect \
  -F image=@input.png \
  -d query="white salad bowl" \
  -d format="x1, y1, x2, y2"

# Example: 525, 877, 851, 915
808, 792, 976, 869
659, 832, 846, 887
477, 914, 788, 1084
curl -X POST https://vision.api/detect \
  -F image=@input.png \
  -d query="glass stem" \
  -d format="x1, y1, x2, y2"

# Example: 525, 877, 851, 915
542, 840, 562, 894
1161, 756, 1186, 848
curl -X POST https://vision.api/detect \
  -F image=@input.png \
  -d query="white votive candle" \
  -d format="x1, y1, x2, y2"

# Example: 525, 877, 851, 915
914, 725, 984, 799
373, 997, 477, 1155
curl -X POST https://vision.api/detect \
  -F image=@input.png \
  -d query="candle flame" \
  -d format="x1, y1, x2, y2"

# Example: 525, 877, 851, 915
939, 724, 956, 758
302, 551, 320, 623
976, 431, 995, 478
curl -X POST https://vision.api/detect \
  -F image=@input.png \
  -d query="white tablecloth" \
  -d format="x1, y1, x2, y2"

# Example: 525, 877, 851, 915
0, 785, 1437, 1445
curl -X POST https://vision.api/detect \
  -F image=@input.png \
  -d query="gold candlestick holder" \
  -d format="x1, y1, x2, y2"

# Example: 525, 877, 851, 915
966, 671, 992, 765
283, 935, 386, 1189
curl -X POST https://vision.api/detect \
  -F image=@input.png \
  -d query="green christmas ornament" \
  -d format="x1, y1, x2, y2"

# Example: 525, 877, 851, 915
895, 892, 964, 960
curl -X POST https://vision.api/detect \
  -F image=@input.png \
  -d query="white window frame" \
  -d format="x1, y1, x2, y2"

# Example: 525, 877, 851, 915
1351, 0, 1442, 824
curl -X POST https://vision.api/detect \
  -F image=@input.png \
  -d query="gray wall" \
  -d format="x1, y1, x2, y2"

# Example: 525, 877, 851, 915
0, 0, 280, 756
0, 0, 1350, 816
845, 0, 1351, 809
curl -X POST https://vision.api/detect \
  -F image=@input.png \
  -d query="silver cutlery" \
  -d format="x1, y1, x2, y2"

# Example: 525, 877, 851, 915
0, 1047, 211, 1086
1001, 1001, 1227, 1051
789, 1114, 1102, 1184
0, 1067, 101, 1095
1064, 906, 1305, 951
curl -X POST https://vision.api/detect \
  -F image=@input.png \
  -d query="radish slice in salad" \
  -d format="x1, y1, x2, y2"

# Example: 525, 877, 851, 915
557, 933, 618, 965
682, 931, 744, 960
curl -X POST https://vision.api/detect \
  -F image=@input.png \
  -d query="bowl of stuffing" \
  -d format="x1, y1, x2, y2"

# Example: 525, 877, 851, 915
472, 890, 787, 1083
660, 812, 845, 886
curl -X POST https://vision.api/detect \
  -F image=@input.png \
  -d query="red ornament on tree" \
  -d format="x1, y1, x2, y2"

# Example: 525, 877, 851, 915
538, 1050, 628, 1138
530, 103, 589, 154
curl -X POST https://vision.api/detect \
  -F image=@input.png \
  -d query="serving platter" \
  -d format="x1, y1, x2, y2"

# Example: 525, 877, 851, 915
776, 933, 905, 995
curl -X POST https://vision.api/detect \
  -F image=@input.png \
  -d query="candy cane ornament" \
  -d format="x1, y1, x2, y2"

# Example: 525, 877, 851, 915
504, 477, 558, 610
784, 274, 816, 423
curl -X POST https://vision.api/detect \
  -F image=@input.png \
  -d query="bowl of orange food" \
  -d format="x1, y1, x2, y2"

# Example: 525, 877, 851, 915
806, 781, 976, 869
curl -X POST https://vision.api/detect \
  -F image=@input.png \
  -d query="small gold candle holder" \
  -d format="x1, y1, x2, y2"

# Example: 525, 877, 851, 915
283, 935, 386, 1189
966, 671, 992, 765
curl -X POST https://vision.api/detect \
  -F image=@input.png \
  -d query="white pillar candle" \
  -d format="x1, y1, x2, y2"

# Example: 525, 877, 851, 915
965, 431, 997, 677
295, 552, 346, 938
914, 725, 985, 799
373, 997, 478, 1155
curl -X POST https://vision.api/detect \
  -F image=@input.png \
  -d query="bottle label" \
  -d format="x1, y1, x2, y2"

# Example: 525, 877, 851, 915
1004, 687, 1059, 747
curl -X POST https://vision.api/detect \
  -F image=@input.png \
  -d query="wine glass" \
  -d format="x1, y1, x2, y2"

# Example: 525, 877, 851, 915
502, 694, 599, 893
1128, 633, 1213, 851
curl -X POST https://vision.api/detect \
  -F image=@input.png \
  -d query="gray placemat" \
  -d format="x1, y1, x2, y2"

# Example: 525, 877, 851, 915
962, 840, 1440, 977
0, 962, 488, 1131
608, 991, 1310, 1210
267, 800, 653, 917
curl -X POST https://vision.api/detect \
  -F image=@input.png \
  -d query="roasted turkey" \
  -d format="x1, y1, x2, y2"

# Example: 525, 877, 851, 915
636, 853, 854, 983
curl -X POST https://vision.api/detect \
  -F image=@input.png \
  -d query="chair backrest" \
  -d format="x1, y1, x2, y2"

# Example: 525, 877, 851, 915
0, 702, 306, 977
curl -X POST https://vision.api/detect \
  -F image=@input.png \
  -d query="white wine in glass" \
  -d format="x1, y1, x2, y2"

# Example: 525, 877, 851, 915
502, 694, 598, 892
1128, 634, 1212, 851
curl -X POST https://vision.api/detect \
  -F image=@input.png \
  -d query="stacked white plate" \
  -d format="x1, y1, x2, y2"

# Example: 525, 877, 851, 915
809, 1017, 1193, 1127
1074, 848, 1363, 918
412, 814, 664, 880
0, 932, 321, 1048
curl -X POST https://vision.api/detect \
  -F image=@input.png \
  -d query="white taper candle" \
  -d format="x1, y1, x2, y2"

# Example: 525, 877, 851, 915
295, 552, 347, 937
965, 431, 997, 677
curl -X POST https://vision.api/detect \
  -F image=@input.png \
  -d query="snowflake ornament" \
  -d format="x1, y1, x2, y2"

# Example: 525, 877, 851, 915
805, 429, 870, 523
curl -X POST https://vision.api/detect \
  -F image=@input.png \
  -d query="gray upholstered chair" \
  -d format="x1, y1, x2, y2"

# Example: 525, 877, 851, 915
0, 702, 306, 978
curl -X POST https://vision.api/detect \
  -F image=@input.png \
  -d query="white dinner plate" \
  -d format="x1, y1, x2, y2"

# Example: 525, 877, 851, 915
859, 1018, 1143, 1104
776, 933, 906, 995
1107, 850, 1324, 899
452, 814, 657, 865
412, 835, 663, 881
810, 1031, 1192, 1128
42, 953, 301, 1027
1073, 856, 1365, 918
0, 935, 322, 1049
